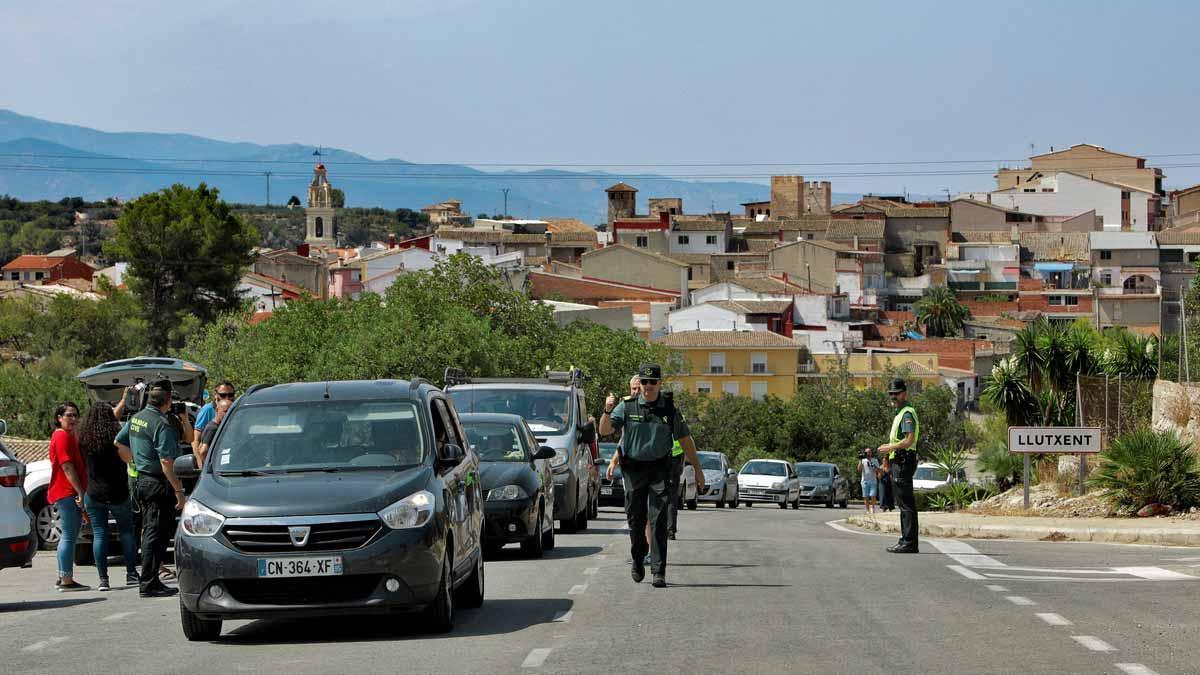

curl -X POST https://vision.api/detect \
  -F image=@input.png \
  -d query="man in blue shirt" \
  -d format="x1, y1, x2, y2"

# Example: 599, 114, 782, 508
193, 381, 236, 432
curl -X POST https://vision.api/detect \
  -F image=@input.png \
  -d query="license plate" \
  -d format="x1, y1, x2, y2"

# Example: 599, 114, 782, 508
257, 556, 343, 578
601, 486, 613, 495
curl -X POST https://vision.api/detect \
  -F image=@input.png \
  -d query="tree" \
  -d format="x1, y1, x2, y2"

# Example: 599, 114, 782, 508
330, 188, 345, 209
104, 183, 258, 353
286, 195, 301, 207
913, 286, 970, 337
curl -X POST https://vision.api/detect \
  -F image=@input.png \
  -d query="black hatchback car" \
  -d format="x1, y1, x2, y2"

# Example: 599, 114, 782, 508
176, 380, 484, 641
460, 413, 556, 558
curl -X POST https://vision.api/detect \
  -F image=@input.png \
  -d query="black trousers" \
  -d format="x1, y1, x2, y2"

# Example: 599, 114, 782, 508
622, 457, 671, 575
666, 455, 683, 535
890, 457, 919, 547
879, 472, 895, 510
134, 474, 174, 592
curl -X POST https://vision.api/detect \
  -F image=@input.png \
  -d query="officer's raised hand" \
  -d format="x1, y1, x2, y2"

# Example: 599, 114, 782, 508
605, 392, 618, 411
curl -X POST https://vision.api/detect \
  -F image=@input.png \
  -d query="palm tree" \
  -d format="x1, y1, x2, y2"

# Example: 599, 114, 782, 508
1101, 330, 1158, 380
914, 286, 970, 337
982, 357, 1036, 426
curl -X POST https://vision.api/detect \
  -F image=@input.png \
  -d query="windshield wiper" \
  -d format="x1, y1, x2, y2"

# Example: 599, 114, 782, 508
217, 469, 276, 477
280, 467, 345, 474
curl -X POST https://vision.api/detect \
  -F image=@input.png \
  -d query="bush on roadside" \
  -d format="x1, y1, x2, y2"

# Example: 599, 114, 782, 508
1088, 429, 1200, 512
916, 482, 996, 512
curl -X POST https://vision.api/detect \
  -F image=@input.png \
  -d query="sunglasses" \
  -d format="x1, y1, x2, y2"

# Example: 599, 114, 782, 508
216, 391, 236, 399
639, 379, 659, 386
61, 413, 79, 418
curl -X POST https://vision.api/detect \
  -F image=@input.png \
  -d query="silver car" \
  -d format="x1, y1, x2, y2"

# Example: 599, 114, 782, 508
695, 451, 739, 508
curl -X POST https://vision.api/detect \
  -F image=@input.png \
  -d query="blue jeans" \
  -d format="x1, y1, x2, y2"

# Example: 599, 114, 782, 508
84, 495, 138, 580
54, 496, 83, 579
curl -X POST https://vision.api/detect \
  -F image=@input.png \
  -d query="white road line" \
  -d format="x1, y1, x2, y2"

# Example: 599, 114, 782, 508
102, 611, 136, 622
552, 610, 573, 623
825, 519, 891, 537
23, 636, 67, 652
1035, 613, 1073, 626
985, 585, 1008, 592
1115, 664, 1160, 675
947, 565, 987, 580
928, 539, 1006, 568
583, 567, 598, 575
596, 554, 608, 560
1163, 556, 1200, 562
1112, 566, 1197, 580
568, 584, 587, 595
1005, 596, 1036, 606
522, 648, 552, 668
1071, 636, 1116, 652
980, 572, 1137, 583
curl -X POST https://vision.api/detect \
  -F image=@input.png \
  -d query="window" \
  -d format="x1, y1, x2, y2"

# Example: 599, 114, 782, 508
1049, 296, 1063, 306
751, 381, 768, 401
1191, 252, 1200, 263
726, 261, 735, 270
722, 382, 739, 396
1041, 188, 1053, 192
35, 271, 44, 280
696, 381, 713, 395
751, 352, 768, 373
635, 235, 648, 248
1024, 189, 1036, 193
1121, 191, 1131, 199
706, 235, 717, 245
1101, 272, 1112, 285
1100, 250, 1112, 260
708, 352, 726, 374
1065, 296, 1079, 306
1161, 249, 1183, 263
7, 272, 17, 281
678, 235, 690, 245
687, 267, 693, 281
315, 216, 324, 238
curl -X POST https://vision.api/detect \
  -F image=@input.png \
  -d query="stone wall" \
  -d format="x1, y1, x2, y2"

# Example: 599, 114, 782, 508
1152, 379, 1200, 449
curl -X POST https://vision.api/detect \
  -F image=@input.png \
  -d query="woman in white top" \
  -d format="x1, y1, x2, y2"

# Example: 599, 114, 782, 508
859, 447, 880, 515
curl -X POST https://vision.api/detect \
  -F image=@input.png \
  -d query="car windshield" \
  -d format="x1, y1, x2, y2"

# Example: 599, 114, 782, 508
698, 454, 723, 471
915, 466, 949, 481
741, 460, 785, 476
212, 401, 424, 474
598, 443, 618, 462
463, 422, 528, 462
795, 465, 832, 479
449, 388, 572, 434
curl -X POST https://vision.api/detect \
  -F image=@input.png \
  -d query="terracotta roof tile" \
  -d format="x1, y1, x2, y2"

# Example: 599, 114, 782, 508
825, 220, 885, 240
709, 299, 793, 314
1156, 225, 1200, 245
743, 216, 833, 235
671, 218, 729, 232
1019, 233, 1090, 261
884, 207, 950, 218
655, 330, 801, 348
604, 182, 638, 193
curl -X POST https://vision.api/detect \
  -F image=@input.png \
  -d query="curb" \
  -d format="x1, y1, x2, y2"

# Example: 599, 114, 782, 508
845, 515, 1200, 547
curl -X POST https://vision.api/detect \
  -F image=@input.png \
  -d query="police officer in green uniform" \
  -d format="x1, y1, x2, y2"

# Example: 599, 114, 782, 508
115, 381, 187, 597
878, 378, 920, 553
599, 364, 705, 587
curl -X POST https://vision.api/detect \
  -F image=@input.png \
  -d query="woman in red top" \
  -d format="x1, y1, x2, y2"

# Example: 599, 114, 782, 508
48, 402, 89, 592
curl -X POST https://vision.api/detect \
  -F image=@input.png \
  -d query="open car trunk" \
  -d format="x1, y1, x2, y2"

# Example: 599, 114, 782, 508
76, 357, 208, 406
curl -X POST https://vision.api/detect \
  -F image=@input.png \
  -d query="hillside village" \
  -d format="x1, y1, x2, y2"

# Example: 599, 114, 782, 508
4, 143, 1200, 413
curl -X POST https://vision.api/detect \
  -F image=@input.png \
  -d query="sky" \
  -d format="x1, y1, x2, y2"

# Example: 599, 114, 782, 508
4, 0, 1200, 196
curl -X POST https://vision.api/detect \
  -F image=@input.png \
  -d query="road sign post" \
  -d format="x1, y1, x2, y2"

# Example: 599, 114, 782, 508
1008, 427, 1103, 509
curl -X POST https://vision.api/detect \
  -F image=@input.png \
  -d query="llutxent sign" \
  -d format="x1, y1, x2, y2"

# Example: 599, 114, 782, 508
1008, 427, 1103, 454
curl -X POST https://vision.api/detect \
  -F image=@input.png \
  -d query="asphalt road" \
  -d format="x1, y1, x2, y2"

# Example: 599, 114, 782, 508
3, 503, 1198, 675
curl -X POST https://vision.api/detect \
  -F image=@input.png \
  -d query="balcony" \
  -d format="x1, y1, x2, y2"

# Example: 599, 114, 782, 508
949, 280, 1018, 292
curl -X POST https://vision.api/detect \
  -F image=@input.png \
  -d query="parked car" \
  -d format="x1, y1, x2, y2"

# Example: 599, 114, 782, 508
176, 379, 484, 641
695, 451, 739, 508
446, 369, 596, 534
737, 459, 800, 508
795, 462, 850, 508
24, 357, 206, 558
0, 421, 37, 572
596, 442, 624, 507
460, 413, 557, 558
913, 463, 966, 491
677, 458, 698, 510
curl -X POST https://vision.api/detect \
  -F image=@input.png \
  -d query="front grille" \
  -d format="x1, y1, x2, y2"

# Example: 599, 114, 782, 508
222, 519, 381, 553
224, 575, 381, 605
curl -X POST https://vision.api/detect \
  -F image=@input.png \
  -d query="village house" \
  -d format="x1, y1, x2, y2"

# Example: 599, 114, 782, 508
654, 329, 802, 400
1, 250, 94, 285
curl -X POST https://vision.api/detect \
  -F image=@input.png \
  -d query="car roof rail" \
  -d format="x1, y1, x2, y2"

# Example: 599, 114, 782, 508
409, 377, 434, 391
243, 383, 274, 397
545, 367, 590, 387
443, 367, 471, 387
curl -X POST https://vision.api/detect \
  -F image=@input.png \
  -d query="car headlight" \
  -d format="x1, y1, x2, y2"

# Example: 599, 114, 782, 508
487, 484, 529, 501
180, 500, 225, 537
771, 481, 785, 490
378, 490, 435, 529
550, 448, 569, 470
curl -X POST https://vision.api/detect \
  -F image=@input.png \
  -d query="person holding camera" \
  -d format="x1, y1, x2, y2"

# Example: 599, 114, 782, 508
859, 447, 880, 516
115, 380, 187, 598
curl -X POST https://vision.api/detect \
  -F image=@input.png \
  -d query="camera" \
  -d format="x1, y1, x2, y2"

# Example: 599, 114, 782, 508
170, 400, 188, 417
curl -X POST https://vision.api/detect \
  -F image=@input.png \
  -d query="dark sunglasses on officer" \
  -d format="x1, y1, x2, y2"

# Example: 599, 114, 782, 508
639, 378, 659, 386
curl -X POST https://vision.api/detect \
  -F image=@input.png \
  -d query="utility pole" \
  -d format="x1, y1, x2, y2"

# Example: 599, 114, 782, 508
501, 188, 510, 218
264, 171, 273, 206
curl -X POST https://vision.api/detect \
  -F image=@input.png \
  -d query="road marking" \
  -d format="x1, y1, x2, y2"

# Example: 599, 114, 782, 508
1035, 613, 1073, 626
583, 567, 598, 575
596, 554, 608, 560
985, 585, 1008, 592
1115, 664, 1160, 675
1005, 596, 1036, 606
102, 611, 136, 622
568, 584, 587, 595
1162, 556, 1200, 562
1071, 636, 1116, 652
1112, 566, 1197, 580
23, 637, 67, 652
552, 610, 572, 623
947, 565, 987, 580
522, 648, 552, 668
928, 539, 1006, 568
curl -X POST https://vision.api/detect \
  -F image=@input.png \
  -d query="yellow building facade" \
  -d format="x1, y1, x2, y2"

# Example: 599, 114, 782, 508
799, 352, 942, 389
655, 330, 800, 400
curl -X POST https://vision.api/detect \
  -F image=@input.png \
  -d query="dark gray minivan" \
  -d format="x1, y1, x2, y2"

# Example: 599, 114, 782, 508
176, 380, 484, 640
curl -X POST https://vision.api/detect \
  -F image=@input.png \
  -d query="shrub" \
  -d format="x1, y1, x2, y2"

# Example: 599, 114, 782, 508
1089, 430, 1200, 511
917, 483, 996, 512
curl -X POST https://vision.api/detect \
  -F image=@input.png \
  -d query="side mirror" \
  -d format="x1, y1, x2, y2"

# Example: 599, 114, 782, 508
726, 468, 736, 477
438, 443, 466, 467
0, 419, 7, 437
578, 421, 596, 445
534, 445, 556, 460
173, 453, 198, 475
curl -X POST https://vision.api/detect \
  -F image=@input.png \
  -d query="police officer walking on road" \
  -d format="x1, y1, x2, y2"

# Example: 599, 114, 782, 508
599, 364, 704, 588
878, 378, 920, 554
115, 381, 187, 597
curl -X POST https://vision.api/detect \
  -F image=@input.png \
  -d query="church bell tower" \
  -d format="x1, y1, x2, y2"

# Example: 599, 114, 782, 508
305, 163, 337, 246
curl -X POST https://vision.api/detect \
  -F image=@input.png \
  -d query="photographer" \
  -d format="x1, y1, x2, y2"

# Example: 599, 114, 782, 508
115, 380, 187, 598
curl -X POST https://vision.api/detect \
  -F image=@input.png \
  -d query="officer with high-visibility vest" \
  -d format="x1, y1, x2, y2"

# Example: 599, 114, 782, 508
666, 439, 684, 540
878, 378, 920, 553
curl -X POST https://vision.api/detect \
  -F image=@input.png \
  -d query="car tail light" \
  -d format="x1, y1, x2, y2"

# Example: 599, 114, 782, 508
0, 460, 22, 488
9, 540, 29, 553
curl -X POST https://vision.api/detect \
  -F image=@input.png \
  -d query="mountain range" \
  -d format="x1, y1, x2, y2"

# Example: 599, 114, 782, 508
0, 109, 870, 223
